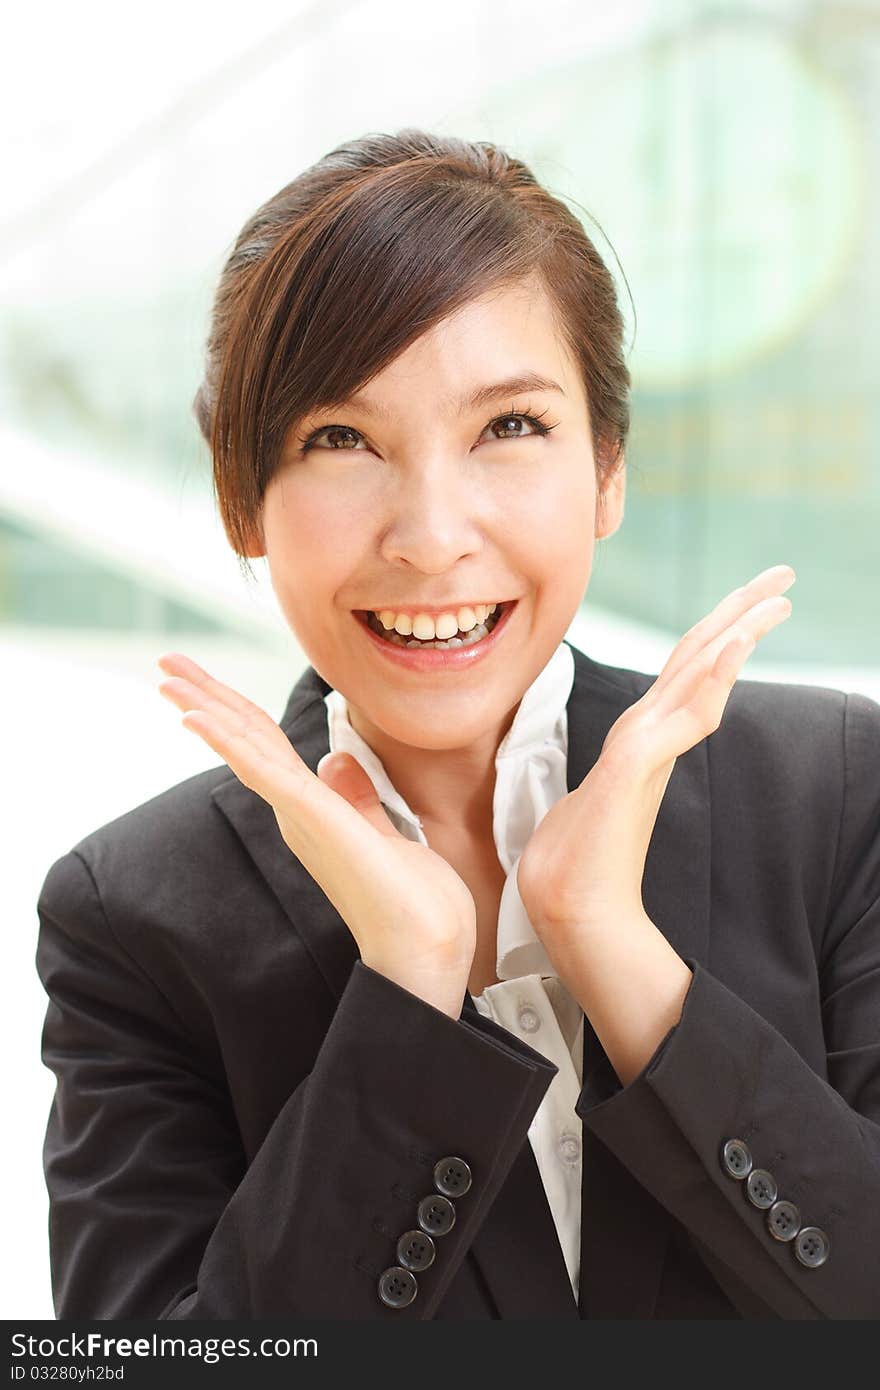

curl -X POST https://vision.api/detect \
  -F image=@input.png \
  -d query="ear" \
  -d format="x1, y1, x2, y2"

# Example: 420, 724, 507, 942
595, 447, 626, 541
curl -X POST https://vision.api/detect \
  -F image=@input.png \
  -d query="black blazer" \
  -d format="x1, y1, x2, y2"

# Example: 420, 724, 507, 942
35, 640, 880, 1320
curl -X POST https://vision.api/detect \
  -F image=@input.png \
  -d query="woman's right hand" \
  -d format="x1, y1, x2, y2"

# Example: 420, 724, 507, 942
157, 653, 477, 1018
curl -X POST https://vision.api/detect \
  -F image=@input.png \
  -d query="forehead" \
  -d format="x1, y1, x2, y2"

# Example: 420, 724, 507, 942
332, 276, 582, 418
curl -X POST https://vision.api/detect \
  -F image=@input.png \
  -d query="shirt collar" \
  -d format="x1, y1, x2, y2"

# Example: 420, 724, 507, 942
322, 640, 575, 982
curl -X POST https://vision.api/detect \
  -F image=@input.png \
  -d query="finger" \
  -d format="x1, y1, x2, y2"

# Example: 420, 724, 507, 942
159, 675, 309, 802
652, 565, 796, 696
651, 592, 791, 721
158, 674, 285, 760
650, 628, 758, 763
157, 658, 301, 763
157, 652, 264, 722
316, 753, 403, 839
157, 662, 402, 880
172, 701, 325, 821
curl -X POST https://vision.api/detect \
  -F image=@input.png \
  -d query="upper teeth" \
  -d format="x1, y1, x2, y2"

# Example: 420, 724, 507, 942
372, 603, 499, 640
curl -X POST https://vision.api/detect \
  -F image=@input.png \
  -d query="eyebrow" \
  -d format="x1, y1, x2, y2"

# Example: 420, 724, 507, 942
322, 372, 566, 422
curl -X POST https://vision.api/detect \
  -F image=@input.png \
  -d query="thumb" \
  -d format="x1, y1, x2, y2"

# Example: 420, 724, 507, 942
316, 752, 402, 838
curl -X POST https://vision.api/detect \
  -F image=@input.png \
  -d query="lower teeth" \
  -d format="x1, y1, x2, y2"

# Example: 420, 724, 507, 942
367, 609, 501, 649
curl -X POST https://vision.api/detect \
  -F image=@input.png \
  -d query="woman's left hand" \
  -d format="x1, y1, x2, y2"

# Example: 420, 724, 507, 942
516, 565, 797, 962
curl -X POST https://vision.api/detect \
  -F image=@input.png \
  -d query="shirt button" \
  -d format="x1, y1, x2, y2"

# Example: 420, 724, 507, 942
518, 1005, 541, 1033
558, 1131, 581, 1165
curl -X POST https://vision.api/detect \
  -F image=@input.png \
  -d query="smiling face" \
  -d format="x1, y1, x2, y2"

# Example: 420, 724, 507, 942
250, 273, 625, 829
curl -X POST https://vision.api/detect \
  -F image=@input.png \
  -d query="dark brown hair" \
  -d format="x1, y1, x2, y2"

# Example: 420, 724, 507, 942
193, 128, 633, 583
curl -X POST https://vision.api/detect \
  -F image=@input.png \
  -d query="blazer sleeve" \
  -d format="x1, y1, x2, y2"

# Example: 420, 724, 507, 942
35, 849, 558, 1320
575, 689, 880, 1320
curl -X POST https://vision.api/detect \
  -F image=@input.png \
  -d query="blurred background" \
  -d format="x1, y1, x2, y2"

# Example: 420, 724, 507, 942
4, 0, 878, 1318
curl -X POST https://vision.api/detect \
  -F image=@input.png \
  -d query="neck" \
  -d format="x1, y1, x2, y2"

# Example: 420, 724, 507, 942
345, 704, 518, 838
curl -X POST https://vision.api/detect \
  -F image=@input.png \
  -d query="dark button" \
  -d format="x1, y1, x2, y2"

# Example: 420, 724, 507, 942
767, 1199, 801, 1242
396, 1228, 436, 1272
417, 1193, 456, 1236
720, 1138, 753, 1180
794, 1225, 831, 1268
377, 1266, 418, 1309
433, 1155, 472, 1199
745, 1167, 778, 1209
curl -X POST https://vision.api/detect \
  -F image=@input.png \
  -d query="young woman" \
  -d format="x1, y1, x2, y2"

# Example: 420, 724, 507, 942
36, 129, 879, 1320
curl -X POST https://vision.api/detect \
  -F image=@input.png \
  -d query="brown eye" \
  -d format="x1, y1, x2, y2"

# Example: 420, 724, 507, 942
309, 425, 362, 450
295, 408, 556, 456
487, 413, 549, 441
492, 416, 527, 439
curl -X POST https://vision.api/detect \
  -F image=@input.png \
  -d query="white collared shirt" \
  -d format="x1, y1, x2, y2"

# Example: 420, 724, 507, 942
321, 640, 583, 1302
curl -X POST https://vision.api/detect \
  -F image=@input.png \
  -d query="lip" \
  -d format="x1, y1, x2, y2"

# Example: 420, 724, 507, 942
352, 600, 519, 672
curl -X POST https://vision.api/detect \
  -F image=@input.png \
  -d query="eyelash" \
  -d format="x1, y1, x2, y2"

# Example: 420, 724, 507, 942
293, 404, 559, 454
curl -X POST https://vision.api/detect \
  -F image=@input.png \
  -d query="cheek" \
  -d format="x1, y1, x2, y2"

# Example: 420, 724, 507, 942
516, 469, 596, 553
524, 477, 597, 613
293, 473, 362, 528
261, 489, 342, 614
263, 476, 354, 571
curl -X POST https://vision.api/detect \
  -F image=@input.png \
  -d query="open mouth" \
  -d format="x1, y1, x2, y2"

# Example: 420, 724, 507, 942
353, 603, 508, 650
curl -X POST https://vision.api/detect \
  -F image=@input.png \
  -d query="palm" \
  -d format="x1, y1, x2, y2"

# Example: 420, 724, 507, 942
517, 564, 797, 934
157, 653, 477, 981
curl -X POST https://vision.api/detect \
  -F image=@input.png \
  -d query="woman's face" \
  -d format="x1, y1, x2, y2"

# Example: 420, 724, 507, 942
254, 274, 625, 781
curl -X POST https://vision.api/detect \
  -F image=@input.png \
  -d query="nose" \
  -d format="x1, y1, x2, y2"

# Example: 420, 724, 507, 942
377, 460, 490, 572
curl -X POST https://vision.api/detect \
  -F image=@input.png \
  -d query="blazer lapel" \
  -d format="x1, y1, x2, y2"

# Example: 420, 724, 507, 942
211, 661, 360, 1008
564, 643, 712, 1318
210, 640, 711, 1320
